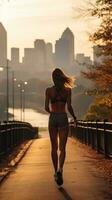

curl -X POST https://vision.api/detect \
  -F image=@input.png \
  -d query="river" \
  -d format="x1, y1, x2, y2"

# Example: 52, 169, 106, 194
9, 108, 49, 127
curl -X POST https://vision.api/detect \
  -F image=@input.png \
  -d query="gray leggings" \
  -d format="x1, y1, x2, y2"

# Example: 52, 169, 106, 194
49, 112, 68, 128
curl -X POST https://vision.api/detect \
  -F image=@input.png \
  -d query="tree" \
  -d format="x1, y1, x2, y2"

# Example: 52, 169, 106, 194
82, 0, 112, 121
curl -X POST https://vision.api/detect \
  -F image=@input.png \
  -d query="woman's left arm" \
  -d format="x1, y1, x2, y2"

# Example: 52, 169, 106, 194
45, 88, 51, 113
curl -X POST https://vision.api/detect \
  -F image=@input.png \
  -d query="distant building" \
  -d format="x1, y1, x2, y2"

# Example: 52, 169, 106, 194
55, 38, 70, 68
23, 48, 36, 68
46, 42, 53, 69
84, 56, 92, 65
93, 45, 111, 65
93, 45, 105, 65
76, 53, 92, 66
75, 53, 93, 87
76, 53, 92, 70
34, 39, 46, 71
11, 48, 19, 64
61, 27, 74, 65
0, 23, 7, 66
55, 27, 75, 72
76, 53, 85, 64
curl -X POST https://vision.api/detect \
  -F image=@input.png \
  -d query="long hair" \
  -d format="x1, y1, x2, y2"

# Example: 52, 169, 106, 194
52, 68, 75, 89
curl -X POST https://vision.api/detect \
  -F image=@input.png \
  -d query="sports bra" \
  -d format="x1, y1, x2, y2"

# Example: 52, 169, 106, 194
51, 96, 67, 104
50, 88, 67, 104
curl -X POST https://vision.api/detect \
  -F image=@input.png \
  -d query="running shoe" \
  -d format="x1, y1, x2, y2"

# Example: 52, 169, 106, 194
56, 171, 63, 186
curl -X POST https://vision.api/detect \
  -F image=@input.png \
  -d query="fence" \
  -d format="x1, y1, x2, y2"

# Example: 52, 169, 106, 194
0, 121, 37, 157
69, 120, 112, 158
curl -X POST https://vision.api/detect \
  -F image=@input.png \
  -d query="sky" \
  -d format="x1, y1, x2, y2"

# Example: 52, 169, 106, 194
0, 0, 99, 60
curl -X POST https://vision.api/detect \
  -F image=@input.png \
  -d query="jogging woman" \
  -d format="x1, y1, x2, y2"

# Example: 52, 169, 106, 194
45, 68, 76, 186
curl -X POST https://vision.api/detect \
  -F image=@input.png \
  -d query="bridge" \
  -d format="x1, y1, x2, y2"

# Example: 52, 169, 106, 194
0, 121, 112, 200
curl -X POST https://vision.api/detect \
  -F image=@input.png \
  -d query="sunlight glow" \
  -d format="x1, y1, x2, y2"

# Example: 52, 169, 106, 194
0, 0, 98, 58
0, 67, 4, 72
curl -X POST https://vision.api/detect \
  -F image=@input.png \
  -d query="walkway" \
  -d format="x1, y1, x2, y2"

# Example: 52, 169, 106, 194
0, 134, 112, 200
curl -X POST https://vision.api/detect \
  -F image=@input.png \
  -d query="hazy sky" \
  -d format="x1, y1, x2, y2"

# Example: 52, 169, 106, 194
0, 0, 98, 60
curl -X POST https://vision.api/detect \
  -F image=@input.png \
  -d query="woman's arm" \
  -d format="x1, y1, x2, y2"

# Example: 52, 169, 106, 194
45, 88, 51, 113
67, 89, 77, 121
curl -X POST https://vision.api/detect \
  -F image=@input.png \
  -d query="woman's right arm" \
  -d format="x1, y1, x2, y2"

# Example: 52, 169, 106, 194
67, 89, 77, 121
45, 88, 51, 113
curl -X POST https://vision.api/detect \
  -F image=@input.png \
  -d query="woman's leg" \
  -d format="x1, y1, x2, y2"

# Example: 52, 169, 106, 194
49, 126, 58, 173
59, 126, 69, 172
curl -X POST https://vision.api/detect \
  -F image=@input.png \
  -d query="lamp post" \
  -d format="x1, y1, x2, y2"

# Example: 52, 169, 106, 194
23, 81, 28, 122
0, 59, 9, 121
18, 81, 28, 121
6, 59, 9, 121
18, 83, 22, 121
12, 71, 16, 121
0, 67, 4, 121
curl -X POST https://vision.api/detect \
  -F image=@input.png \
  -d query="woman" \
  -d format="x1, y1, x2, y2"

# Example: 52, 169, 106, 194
45, 68, 76, 186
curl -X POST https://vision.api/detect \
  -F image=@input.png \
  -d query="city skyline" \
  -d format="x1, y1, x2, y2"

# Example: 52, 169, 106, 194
0, 21, 94, 84
0, 0, 98, 60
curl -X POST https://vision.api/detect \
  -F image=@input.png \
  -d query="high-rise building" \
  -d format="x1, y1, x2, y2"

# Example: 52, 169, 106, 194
46, 42, 53, 69
11, 48, 19, 64
55, 27, 74, 72
61, 27, 74, 64
55, 38, 70, 68
0, 23, 7, 66
23, 48, 36, 68
34, 39, 46, 70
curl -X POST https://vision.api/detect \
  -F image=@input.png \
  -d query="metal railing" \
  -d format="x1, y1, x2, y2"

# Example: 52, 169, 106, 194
0, 121, 37, 157
69, 120, 112, 158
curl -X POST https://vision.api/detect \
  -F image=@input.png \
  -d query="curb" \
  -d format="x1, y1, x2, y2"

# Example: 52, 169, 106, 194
0, 140, 34, 184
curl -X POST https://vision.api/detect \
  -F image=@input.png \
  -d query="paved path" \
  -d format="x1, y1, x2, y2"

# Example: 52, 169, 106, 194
0, 136, 112, 200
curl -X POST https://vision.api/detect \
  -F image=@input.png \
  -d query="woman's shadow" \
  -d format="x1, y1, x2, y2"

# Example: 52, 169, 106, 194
58, 186, 73, 200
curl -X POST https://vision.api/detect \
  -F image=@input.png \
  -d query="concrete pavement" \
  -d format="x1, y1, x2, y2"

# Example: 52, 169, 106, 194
0, 135, 112, 200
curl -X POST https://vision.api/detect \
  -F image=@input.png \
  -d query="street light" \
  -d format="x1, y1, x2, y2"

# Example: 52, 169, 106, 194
18, 81, 28, 121
23, 81, 28, 122
0, 59, 9, 121
0, 67, 4, 72
12, 71, 16, 121
18, 83, 22, 121
0, 67, 4, 121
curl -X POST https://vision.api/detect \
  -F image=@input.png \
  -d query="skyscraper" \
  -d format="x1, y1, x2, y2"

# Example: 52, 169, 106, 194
11, 48, 20, 64
46, 42, 53, 69
0, 23, 7, 66
23, 48, 36, 68
55, 27, 75, 72
61, 27, 74, 64
34, 39, 46, 71
55, 38, 70, 68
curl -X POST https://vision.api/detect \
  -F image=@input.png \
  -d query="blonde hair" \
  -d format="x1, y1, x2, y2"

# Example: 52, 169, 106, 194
52, 68, 75, 89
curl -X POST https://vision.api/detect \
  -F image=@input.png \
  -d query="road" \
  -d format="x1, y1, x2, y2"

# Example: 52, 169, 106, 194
0, 136, 112, 200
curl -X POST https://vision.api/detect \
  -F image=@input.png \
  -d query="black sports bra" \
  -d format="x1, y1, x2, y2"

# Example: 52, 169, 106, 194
50, 88, 67, 104
51, 96, 66, 104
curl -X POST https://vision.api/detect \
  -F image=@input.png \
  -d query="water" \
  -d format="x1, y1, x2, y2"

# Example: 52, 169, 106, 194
9, 108, 49, 127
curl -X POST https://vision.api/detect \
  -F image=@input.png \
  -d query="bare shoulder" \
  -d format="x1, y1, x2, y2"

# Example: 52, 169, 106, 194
45, 86, 53, 95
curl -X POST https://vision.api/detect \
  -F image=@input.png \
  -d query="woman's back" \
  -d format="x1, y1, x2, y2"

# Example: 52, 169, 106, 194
48, 86, 69, 113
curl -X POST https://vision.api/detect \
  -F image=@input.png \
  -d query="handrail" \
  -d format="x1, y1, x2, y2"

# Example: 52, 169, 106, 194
69, 120, 112, 158
0, 121, 37, 157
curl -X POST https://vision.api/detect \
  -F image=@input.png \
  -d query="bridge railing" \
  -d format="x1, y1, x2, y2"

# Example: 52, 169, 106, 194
69, 120, 112, 158
0, 121, 37, 157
